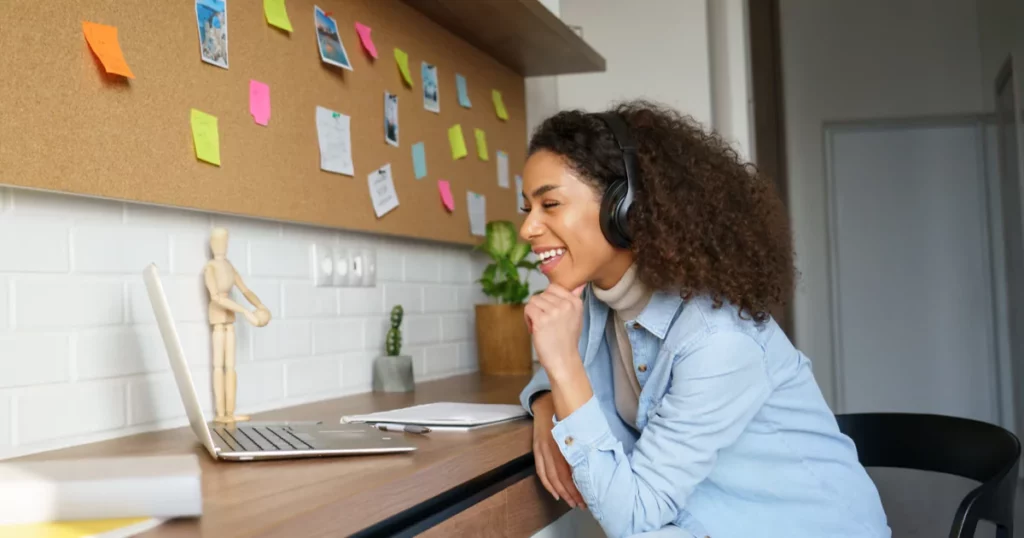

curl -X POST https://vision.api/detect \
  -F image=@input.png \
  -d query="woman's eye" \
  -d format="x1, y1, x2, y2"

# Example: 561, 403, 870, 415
519, 206, 531, 213
542, 201, 560, 209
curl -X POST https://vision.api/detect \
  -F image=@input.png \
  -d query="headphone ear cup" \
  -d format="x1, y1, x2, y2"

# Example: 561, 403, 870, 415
600, 180, 630, 249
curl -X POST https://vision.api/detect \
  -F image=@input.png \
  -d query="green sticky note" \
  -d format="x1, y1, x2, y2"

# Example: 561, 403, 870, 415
190, 108, 221, 166
448, 124, 467, 160
394, 48, 413, 86
474, 128, 489, 161
492, 89, 508, 121
263, 0, 293, 32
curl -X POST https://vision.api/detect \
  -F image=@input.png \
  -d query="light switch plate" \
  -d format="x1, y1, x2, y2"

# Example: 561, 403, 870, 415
361, 248, 376, 287
348, 249, 364, 287
332, 247, 351, 287
312, 244, 334, 287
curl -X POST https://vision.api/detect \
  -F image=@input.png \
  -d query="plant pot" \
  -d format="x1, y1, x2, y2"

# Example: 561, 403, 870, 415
372, 355, 415, 392
474, 304, 532, 375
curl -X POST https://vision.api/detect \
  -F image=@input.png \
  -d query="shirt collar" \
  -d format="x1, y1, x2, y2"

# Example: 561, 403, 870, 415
587, 284, 683, 341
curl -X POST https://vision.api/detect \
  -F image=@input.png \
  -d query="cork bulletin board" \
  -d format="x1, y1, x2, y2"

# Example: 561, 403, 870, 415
0, 0, 527, 245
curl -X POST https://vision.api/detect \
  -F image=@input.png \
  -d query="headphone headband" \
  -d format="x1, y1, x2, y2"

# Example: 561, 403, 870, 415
595, 112, 639, 248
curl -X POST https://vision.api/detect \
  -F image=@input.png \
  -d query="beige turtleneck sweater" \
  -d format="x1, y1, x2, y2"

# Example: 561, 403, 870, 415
592, 264, 653, 429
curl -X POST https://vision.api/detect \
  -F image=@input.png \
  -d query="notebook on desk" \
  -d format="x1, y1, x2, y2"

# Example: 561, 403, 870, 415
340, 402, 529, 431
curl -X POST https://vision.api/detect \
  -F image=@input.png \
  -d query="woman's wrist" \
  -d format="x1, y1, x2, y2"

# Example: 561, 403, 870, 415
548, 359, 593, 420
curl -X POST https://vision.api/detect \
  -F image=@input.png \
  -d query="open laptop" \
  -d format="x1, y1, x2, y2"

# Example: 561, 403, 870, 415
142, 263, 416, 461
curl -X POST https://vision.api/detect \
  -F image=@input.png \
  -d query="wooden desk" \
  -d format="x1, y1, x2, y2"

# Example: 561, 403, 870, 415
14, 374, 570, 537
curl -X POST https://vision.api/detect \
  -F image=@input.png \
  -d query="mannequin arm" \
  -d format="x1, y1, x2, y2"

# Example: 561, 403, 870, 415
232, 268, 265, 310
204, 265, 252, 314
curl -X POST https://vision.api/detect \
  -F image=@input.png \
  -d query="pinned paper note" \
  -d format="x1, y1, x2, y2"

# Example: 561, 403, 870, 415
384, 91, 399, 147
82, 21, 135, 78
467, 191, 487, 237
249, 80, 271, 126
492, 90, 509, 121
394, 48, 413, 86
448, 124, 467, 160
412, 142, 428, 179
369, 164, 399, 218
515, 174, 525, 214
316, 106, 354, 176
422, 62, 440, 113
438, 180, 454, 212
497, 151, 509, 188
456, 74, 471, 108
195, 0, 229, 69
355, 22, 377, 58
190, 109, 221, 166
263, 0, 292, 31
475, 129, 489, 161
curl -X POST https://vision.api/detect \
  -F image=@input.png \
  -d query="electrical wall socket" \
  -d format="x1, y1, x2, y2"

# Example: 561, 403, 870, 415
312, 244, 334, 287
361, 248, 376, 287
348, 249, 364, 287
332, 247, 350, 287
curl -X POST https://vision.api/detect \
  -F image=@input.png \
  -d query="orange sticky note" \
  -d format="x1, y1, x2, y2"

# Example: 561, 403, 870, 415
82, 21, 135, 79
438, 180, 454, 212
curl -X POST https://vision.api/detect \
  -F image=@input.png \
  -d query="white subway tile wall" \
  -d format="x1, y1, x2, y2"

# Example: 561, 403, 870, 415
0, 188, 490, 460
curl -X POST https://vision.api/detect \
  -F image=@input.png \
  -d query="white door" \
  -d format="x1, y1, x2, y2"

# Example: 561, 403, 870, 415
826, 120, 998, 424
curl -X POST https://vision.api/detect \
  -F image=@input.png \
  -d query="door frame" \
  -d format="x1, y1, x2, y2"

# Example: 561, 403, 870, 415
823, 115, 1000, 417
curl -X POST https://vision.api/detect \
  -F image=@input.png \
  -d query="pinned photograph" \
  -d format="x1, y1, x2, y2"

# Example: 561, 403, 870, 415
422, 62, 440, 113
314, 5, 352, 70
196, 0, 228, 69
384, 91, 399, 147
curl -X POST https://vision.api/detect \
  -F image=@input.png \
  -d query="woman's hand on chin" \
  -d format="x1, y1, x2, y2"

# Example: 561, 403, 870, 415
524, 283, 585, 374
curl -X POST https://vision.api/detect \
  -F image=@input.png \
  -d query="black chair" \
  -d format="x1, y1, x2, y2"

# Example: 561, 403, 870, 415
835, 412, 1021, 538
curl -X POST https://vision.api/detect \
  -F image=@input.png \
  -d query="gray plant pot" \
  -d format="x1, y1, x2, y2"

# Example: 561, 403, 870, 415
372, 355, 415, 392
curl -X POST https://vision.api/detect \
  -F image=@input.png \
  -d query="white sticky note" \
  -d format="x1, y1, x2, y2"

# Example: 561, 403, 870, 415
467, 191, 486, 237
369, 163, 399, 218
316, 106, 354, 176
496, 151, 509, 188
515, 174, 525, 214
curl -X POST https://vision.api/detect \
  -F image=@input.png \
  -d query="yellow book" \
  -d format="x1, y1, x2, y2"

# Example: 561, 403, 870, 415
0, 517, 163, 538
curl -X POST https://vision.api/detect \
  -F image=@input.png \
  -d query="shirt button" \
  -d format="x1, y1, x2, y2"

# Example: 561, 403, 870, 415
632, 321, 641, 329
564, 436, 574, 446
638, 364, 648, 373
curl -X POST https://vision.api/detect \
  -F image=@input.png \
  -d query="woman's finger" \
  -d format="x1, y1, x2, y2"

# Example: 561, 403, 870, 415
534, 444, 557, 499
556, 459, 584, 507
544, 445, 575, 507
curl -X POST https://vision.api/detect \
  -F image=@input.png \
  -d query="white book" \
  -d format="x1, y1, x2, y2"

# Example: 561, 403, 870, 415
0, 454, 203, 525
341, 402, 528, 431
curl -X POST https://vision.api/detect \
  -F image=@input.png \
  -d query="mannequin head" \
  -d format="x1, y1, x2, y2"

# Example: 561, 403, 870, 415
210, 227, 229, 259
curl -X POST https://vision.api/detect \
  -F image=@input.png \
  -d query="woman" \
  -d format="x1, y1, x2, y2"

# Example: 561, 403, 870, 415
517, 101, 890, 538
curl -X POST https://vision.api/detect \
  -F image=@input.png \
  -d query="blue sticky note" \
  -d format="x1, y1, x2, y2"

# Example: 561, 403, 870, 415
412, 142, 427, 179
456, 74, 471, 108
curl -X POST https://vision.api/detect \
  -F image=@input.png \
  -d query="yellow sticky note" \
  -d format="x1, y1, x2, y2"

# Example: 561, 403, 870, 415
263, 0, 293, 32
394, 48, 413, 86
82, 21, 135, 79
190, 108, 221, 166
0, 517, 155, 538
492, 89, 508, 121
448, 124, 467, 160
475, 128, 489, 161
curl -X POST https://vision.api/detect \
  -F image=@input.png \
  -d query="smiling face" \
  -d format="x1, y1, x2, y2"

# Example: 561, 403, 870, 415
519, 150, 634, 290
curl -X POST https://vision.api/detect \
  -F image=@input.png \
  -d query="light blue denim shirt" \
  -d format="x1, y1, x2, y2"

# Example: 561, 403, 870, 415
519, 287, 891, 538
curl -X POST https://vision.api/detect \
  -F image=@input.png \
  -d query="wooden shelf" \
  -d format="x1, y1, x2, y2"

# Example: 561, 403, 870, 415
401, 0, 606, 77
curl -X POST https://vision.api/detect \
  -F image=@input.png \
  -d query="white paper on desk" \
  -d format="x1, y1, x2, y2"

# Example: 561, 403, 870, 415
467, 191, 486, 237
368, 163, 399, 218
316, 106, 354, 176
340, 402, 527, 431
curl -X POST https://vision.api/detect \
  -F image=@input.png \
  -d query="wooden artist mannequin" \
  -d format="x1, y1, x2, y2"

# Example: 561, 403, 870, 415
205, 227, 271, 424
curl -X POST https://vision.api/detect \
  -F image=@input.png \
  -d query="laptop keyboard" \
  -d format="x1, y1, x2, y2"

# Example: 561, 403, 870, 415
212, 425, 316, 452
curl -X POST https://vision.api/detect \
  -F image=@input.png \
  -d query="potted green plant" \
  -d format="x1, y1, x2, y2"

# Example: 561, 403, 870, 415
372, 305, 415, 392
473, 220, 541, 375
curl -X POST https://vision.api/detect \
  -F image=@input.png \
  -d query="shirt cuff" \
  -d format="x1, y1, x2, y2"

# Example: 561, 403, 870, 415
550, 395, 613, 466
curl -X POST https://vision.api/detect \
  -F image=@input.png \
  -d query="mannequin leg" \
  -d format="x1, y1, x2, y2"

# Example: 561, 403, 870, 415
224, 324, 249, 422
212, 324, 226, 421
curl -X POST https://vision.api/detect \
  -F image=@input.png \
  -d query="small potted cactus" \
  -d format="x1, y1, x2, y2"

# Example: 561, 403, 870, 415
372, 305, 415, 392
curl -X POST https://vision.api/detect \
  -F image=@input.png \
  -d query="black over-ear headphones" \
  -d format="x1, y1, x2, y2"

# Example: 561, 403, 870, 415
594, 112, 639, 249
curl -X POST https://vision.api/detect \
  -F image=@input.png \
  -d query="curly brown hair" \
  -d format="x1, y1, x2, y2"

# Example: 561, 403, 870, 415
527, 100, 794, 324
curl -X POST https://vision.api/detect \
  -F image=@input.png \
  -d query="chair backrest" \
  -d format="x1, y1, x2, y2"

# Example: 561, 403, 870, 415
836, 412, 1021, 537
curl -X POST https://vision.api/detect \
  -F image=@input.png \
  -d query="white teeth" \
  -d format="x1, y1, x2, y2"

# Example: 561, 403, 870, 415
538, 248, 565, 261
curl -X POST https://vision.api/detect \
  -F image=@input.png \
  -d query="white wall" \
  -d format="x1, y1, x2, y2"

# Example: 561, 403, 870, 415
0, 188, 488, 460
556, 0, 713, 127
708, 0, 754, 160
779, 0, 986, 407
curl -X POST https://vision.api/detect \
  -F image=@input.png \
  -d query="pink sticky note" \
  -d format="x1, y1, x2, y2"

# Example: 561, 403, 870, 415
438, 180, 454, 212
249, 80, 271, 126
354, 22, 378, 59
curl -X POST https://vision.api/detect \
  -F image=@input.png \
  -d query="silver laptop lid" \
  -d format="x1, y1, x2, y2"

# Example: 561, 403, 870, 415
143, 264, 219, 458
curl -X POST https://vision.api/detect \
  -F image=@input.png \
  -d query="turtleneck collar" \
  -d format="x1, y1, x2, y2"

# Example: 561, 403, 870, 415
591, 263, 652, 321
